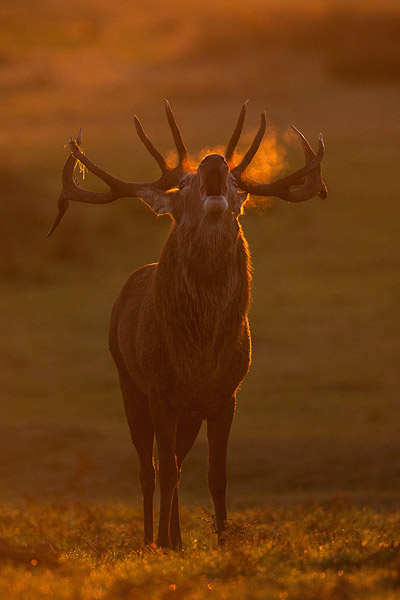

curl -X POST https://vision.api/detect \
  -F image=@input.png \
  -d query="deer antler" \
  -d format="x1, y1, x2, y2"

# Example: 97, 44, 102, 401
225, 100, 249, 166
48, 101, 189, 237
228, 103, 327, 202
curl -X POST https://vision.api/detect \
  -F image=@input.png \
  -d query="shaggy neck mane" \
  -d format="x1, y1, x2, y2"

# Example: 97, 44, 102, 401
154, 221, 251, 384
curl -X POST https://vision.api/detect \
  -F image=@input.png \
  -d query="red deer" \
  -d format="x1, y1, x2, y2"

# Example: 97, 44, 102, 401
48, 101, 327, 549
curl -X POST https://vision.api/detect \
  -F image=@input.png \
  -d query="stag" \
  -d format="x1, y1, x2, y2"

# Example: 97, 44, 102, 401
49, 101, 327, 549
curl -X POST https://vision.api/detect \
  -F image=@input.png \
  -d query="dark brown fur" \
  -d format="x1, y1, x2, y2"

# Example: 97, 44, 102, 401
109, 160, 252, 548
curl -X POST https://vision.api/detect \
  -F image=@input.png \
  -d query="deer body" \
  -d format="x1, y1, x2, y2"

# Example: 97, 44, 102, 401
49, 101, 327, 548
110, 224, 251, 415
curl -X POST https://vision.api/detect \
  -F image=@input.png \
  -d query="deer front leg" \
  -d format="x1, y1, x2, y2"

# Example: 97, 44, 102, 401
170, 412, 203, 550
119, 373, 155, 546
206, 396, 235, 544
149, 392, 178, 549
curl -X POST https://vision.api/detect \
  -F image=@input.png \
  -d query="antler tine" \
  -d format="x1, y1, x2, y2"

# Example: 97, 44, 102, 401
225, 100, 249, 164
232, 125, 327, 202
288, 127, 327, 200
133, 115, 169, 172
164, 99, 189, 170
231, 112, 267, 175
48, 110, 189, 236
48, 134, 121, 237
47, 154, 74, 237
290, 124, 315, 163
317, 133, 325, 161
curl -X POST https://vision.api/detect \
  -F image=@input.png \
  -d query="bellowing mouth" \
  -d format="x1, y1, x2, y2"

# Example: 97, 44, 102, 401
205, 167, 224, 196
198, 154, 229, 215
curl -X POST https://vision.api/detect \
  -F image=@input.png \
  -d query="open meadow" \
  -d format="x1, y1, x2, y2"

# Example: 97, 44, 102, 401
1, 0, 400, 597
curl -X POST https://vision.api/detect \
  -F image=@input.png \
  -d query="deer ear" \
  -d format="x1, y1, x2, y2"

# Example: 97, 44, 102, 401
137, 189, 176, 216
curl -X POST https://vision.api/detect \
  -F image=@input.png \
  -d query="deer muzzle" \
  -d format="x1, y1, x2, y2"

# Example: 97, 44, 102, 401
198, 154, 229, 215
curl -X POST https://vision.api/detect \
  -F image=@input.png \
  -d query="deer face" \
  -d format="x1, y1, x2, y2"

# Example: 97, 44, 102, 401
154, 155, 247, 227
197, 154, 230, 216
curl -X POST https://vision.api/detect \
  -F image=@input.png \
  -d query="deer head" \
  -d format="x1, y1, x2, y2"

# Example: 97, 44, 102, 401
48, 100, 327, 237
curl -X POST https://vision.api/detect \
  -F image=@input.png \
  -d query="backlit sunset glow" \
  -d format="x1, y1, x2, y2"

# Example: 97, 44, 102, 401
165, 133, 287, 209
193, 135, 286, 183
1, 0, 399, 597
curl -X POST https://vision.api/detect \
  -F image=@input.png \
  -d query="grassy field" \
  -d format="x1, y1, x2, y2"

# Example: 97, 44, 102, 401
2, 500, 400, 599
1, 0, 400, 597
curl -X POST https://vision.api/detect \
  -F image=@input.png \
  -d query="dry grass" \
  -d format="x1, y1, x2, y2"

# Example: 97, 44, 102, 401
1, 499, 400, 599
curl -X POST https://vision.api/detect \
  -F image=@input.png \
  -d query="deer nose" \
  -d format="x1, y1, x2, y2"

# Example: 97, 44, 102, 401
198, 154, 228, 177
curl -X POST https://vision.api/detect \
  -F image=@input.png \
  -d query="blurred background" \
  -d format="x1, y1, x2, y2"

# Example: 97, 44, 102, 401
0, 0, 399, 509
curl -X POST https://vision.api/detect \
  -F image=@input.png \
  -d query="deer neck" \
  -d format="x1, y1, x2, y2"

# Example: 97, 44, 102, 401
155, 222, 251, 355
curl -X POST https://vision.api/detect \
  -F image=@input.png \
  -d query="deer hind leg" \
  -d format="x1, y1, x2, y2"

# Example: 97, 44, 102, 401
120, 374, 155, 546
149, 392, 179, 549
206, 395, 236, 545
170, 412, 203, 550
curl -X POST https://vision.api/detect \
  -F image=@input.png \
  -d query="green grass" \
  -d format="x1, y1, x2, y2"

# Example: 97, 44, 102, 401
1, 500, 400, 599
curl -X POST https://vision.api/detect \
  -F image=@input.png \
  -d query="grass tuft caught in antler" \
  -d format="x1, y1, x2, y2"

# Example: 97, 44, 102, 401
74, 158, 88, 181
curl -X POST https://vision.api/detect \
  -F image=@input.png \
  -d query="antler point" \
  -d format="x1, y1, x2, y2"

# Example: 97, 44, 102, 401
317, 133, 325, 158
133, 115, 142, 132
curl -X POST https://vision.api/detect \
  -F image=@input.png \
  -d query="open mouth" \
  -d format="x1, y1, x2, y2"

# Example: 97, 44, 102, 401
205, 167, 223, 196
198, 156, 229, 215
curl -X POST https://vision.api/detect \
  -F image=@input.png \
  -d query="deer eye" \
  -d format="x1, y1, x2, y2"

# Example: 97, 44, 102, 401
179, 180, 186, 190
